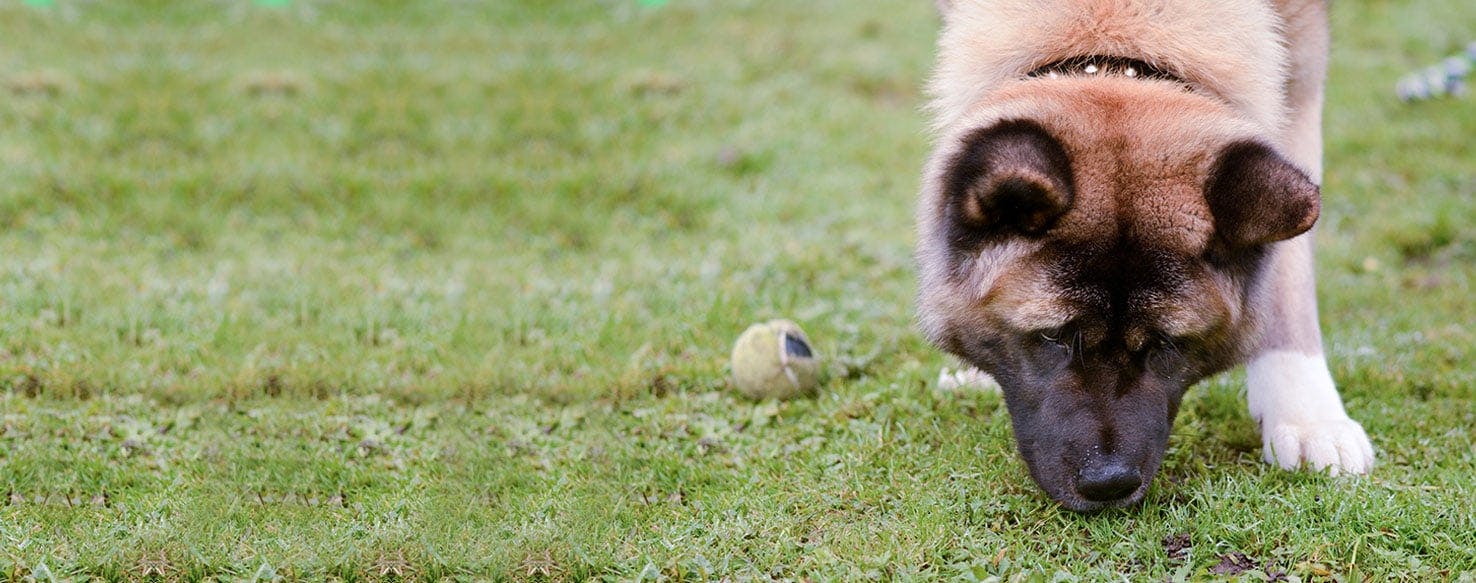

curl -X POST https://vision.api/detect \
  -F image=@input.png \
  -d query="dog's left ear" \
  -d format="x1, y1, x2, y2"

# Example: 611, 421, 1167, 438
1205, 141, 1320, 247
943, 120, 1075, 239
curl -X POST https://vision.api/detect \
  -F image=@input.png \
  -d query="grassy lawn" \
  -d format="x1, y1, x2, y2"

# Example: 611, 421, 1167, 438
2, 0, 1474, 580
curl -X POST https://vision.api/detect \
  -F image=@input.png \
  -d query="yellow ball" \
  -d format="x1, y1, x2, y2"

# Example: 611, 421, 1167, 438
730, 319, 820, 400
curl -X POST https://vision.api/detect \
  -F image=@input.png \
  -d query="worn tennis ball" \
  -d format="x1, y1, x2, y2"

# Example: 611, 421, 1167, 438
730, 319, 820, 400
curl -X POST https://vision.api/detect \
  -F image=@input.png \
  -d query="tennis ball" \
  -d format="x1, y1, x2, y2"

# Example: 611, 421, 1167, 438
730, 319, 820, 400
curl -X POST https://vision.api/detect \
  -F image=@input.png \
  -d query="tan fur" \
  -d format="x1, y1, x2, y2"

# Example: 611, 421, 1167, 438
985, 265, 1074, 332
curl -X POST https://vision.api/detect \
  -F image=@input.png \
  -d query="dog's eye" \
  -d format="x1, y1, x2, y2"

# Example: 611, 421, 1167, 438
1037, 328, 1072, 355
1147, 334, 1189, 353
1145, 335, 1190, 376
1034, 328, 1073, 366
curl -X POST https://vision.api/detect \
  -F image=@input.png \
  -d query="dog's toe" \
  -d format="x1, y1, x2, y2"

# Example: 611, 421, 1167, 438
1261, 417, 1374, 475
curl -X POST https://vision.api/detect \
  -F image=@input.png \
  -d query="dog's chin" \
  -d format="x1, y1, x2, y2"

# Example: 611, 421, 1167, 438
1046, 482, 1151, 513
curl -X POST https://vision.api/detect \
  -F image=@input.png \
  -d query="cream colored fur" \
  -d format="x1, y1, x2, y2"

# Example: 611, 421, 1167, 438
1248, 351, 1374, 474
929, 0, 1289, 138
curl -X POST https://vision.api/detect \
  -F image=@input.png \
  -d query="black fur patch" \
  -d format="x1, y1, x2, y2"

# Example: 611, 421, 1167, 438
1205, 141, 1320, 247
1027, 55, 1184, 84
939, 120, 1075, 252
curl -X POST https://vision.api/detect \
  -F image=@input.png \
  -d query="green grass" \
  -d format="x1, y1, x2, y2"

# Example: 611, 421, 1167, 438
1, 0, 1474, 580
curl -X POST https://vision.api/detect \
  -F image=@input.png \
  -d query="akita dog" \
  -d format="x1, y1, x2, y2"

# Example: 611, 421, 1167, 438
916, 0, 1373, 511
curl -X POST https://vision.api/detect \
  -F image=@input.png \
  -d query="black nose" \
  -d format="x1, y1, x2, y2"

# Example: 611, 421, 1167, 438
1076, 459, 1142, 502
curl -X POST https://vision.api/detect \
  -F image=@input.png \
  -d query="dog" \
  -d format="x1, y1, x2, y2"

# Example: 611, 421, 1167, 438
915, 0, 1374, 511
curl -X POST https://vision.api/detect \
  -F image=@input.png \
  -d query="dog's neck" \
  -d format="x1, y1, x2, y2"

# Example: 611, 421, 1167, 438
1026, 56, 1184, 85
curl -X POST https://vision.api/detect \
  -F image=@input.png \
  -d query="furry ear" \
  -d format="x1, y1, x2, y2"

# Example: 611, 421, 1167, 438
942, 120, 1075, 241
935, 0, 953, 16
1205, 142, 1320, 247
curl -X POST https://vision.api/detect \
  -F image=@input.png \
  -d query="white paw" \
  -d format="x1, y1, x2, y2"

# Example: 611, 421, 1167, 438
1247, 351, 1375, 476
936, 366, 1001, 393
1261, 416, 1374, 475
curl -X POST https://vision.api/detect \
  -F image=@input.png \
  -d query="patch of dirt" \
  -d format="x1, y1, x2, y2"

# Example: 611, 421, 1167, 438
1209, 552, 1257, 576
1162, 533, 1191, 561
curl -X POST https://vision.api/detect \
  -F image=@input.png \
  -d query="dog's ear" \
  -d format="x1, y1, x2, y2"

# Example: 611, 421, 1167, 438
935, 0, 953, 17
1205, 142, 1320, 247
943, 120, 1075, 240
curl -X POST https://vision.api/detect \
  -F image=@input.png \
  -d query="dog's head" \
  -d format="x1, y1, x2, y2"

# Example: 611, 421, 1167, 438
916, 80, 1319, 511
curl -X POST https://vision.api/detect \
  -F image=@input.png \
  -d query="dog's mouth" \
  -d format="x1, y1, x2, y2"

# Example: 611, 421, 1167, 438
1049, 480, 1153, 513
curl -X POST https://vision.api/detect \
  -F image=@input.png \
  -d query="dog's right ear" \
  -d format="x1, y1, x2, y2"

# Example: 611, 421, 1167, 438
942, 120, 1075, 241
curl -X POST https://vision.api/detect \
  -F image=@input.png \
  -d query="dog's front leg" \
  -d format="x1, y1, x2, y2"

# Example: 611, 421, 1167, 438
1245, 235, 1374, 475
1246, 0, 1372, 476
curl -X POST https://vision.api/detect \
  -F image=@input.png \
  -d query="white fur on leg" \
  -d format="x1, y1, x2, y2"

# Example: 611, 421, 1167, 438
1246, 351, 1374, 475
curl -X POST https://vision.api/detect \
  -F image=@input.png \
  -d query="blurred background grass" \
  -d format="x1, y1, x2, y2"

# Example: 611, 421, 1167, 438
0, 1, 943, 404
